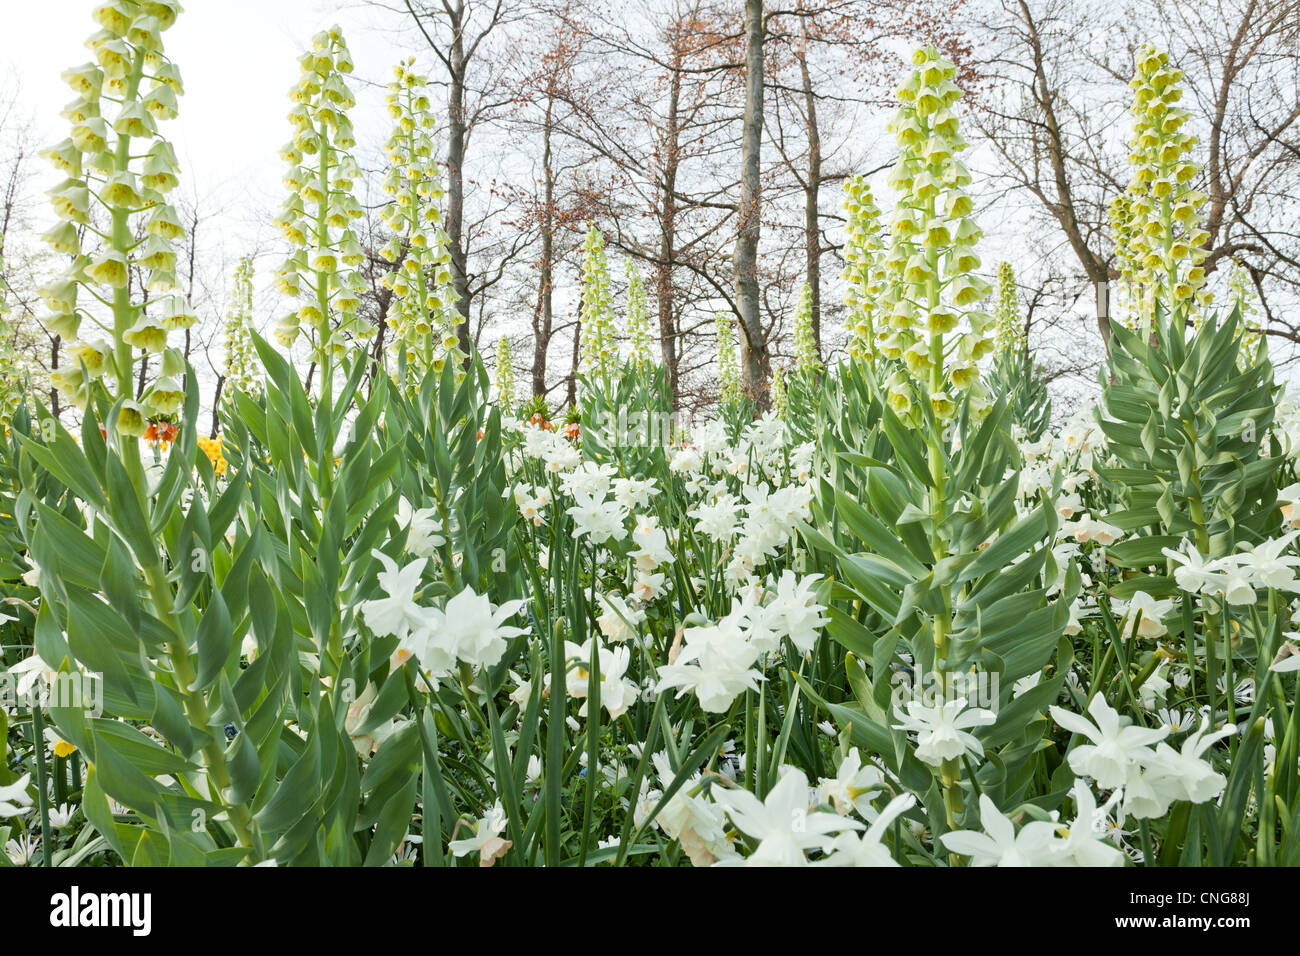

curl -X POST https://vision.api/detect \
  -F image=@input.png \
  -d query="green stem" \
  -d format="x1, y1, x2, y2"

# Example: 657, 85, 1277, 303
30, 702, 54, 867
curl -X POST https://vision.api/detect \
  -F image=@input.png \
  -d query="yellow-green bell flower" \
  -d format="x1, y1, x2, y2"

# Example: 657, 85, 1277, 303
87, 249, 129, 288
123, 315, 168, 352
116, 399, 148, 437
145, 375, 184, 415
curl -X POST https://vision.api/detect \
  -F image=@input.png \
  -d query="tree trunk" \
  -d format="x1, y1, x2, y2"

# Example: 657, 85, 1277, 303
210, 374, 225, 438
1018, 0, 1114, 346
532, 96, 555, 398
657, 59, 682, 409
733, 0, 769, 408
796, 30, 821, 359
446, 20, 473, 361
136, 350, 148, 400
567, 316, 581, 408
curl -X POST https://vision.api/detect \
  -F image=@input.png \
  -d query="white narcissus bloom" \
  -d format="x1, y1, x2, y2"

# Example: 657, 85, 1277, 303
630, 513, 672, 572
435, 588, 526, 670
448, 802, 511, 866
566, 489, 628, 544
564, 638, 640, 720
692, 420, 729, 456
359, 550, 431, 642
943, 785, 1125, 867
1237, 531, 1300, 591
596, 593, 645, 643
6, 651, 58, 700
1270, 640, 1300, 673
1137, 662, 1170, 710
1050, 782, 1127, 866
650, 753, 732, 866
817, 748, 884, 817
543, 441, 581, 474
1217, 565, 1257, 606
668, 447, 702, 474
656, 614, 763, 713
1143, 719, 1235, 804
816, 793, 916, 867
560, 460, 617, 499
892, 696, 995, 767
512, 484, 551, 525
632, 778, 662, 830
612, 476, 657, 512
1121, 759, 1176, 820
1069, 514, 1123, 545
345, 682, 409, 757
0, 774, 33, 818
1162, 541, 1227, 596
631, 570, 666, 603
1050, 694, 1168, 789
1279, 482, 1300, 528
395, 496, 444, 557
1055, 491, 1084, 518
1113, 590, 1173, 639
1063, 596, 1088, 636
940, 794, 1058, 866
713, 767, 862, 866
764, 571, 829, 652
691, 493, 740, 539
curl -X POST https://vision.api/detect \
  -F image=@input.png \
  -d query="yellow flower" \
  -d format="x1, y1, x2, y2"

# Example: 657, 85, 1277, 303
197, 435, 229, 477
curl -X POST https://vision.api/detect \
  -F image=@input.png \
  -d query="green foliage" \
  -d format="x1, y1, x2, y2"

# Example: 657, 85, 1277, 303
1096, 304, 1280, 559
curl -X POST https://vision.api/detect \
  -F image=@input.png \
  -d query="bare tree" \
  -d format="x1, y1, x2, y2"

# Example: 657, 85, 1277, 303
391, 0, 521, 359
973, 0, 1300, 360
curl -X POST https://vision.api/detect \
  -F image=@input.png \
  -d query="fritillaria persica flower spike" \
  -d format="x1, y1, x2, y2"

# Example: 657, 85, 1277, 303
222, 255, 258, 397
793, 282, 820, 378
1109, 45, 1211, 325
579, 223, 617, 387
272, 25, 367, 383
624, 260, 651, 371
841, 175, 886, 365
378, 58, 464, 384
40, 0, 193, 436
878, 46, 992, 426
716, 312, 742, 408
494, 335, 515, 414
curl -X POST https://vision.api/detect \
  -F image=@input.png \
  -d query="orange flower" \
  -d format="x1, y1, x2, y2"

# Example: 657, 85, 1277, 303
146, 421, 179, 448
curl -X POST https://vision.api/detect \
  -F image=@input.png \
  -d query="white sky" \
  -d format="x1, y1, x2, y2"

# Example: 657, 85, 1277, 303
1, 0, 411, 252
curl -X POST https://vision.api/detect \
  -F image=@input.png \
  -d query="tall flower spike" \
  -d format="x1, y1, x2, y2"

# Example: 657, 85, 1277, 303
842, 175, 886, 363
880, 46, 993, 425
39, 0, 193, 433
625, 260, 651, 370
222, 255, 258, 397
716, 313, 742, 407
579, 223, 616, 383
1108, 193, 1142, 327
793, 282, 820, 377
0, 244, 24, 428
771, 365, 788, 420
1228, 261, 1263, 366
993, 262, 1022, 353
379, 57, 463, 383
272, 25, 368, 378
494, 335, 514, 413
1109, 46, 1210, 323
